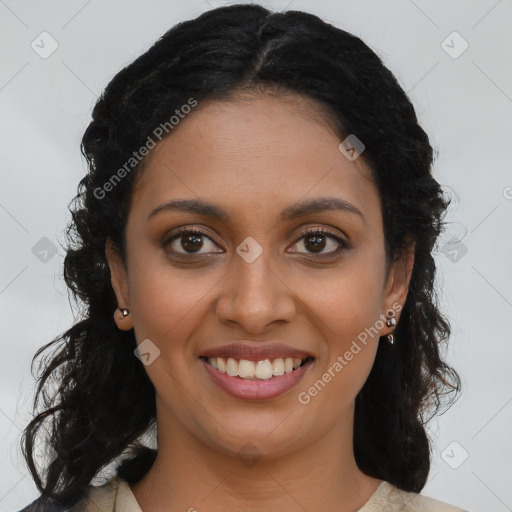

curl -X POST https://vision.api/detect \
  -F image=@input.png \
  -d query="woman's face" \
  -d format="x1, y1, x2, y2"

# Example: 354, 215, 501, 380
107, 93, 412, 460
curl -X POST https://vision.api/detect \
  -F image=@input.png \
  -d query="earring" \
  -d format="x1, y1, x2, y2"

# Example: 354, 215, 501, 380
385, 310, 397, 345
114, 307, 133, 331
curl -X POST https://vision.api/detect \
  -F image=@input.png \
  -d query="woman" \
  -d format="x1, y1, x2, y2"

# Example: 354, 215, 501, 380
19, 4, 466, 511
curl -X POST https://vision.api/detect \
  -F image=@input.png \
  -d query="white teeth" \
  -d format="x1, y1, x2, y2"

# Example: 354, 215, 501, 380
255, 360, 273, 380
207, 356, 310, 380
226, 358, 238, 377
272, 358, 285, 376
217, 357, 227, 373
238, 359, 256, 378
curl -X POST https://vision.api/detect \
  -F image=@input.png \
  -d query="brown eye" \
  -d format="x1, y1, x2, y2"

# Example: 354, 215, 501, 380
303, 233, 328, 253
290, 228, 347, 259
180, 232, 204, 253
163, 228, 222, 255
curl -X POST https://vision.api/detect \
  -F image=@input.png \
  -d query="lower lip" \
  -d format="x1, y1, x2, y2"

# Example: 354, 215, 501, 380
200, 358, 314, 400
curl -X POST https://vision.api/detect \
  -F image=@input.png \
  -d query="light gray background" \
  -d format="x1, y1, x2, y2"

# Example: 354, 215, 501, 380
1, 1, 511, 511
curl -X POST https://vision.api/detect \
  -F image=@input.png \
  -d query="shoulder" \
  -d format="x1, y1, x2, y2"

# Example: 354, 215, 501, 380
17, 478, 121, 512
359, 481, 470, 512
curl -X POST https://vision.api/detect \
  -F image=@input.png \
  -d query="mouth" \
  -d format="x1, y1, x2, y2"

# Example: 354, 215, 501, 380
199, 356, 314, 380
199, 355, 315, 400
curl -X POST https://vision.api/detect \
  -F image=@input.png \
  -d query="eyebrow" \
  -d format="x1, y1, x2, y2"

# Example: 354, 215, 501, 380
280, 197, 364, 223
148, 199, 229, 221
147, 197, 365, 223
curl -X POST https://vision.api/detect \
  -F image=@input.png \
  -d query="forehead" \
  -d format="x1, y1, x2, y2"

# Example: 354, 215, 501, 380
130, 93, 380, 224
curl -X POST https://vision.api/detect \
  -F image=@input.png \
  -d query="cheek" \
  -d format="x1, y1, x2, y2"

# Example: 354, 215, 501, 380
293, 253, 385, 388
301, 260, 385, 341
296, 272, 381, 418
127, 259, 215, 351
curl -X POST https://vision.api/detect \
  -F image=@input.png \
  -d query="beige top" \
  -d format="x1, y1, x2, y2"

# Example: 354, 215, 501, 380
79, 476, 469, 511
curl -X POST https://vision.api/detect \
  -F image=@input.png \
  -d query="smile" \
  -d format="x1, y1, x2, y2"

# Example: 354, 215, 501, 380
203, 356, 313, 380
200, 356, 315, 400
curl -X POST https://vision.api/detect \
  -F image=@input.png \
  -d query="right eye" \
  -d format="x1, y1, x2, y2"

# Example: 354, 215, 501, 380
163, 227, 224, 256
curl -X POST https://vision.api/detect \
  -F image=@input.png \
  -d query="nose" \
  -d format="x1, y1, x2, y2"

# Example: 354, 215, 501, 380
215, 246, 296, 334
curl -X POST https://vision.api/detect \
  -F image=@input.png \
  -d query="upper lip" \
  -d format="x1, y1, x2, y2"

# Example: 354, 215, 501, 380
200, 343, 314, 362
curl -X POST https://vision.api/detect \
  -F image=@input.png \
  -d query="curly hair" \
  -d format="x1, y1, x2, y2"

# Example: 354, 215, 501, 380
20, 3, 461, 507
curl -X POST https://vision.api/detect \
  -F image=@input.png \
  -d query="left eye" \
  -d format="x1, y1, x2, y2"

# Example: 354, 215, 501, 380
289, 228, 347, 257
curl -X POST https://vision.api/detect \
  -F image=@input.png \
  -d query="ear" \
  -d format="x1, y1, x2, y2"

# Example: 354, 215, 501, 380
105, 238, 132, 330
380, 240, 415, 334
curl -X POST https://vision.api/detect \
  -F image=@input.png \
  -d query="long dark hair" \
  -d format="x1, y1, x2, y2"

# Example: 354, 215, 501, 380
21, 3, 461, 506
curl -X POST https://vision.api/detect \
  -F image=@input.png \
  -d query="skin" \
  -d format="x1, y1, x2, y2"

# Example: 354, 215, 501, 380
106, 92, 414, 512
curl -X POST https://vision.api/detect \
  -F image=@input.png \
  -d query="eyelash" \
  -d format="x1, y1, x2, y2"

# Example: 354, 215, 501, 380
163, 226, 348, 260
291, 227, 348, 259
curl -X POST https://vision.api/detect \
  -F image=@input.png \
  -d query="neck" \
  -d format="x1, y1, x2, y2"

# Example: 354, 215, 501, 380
130, 403, 382, 512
